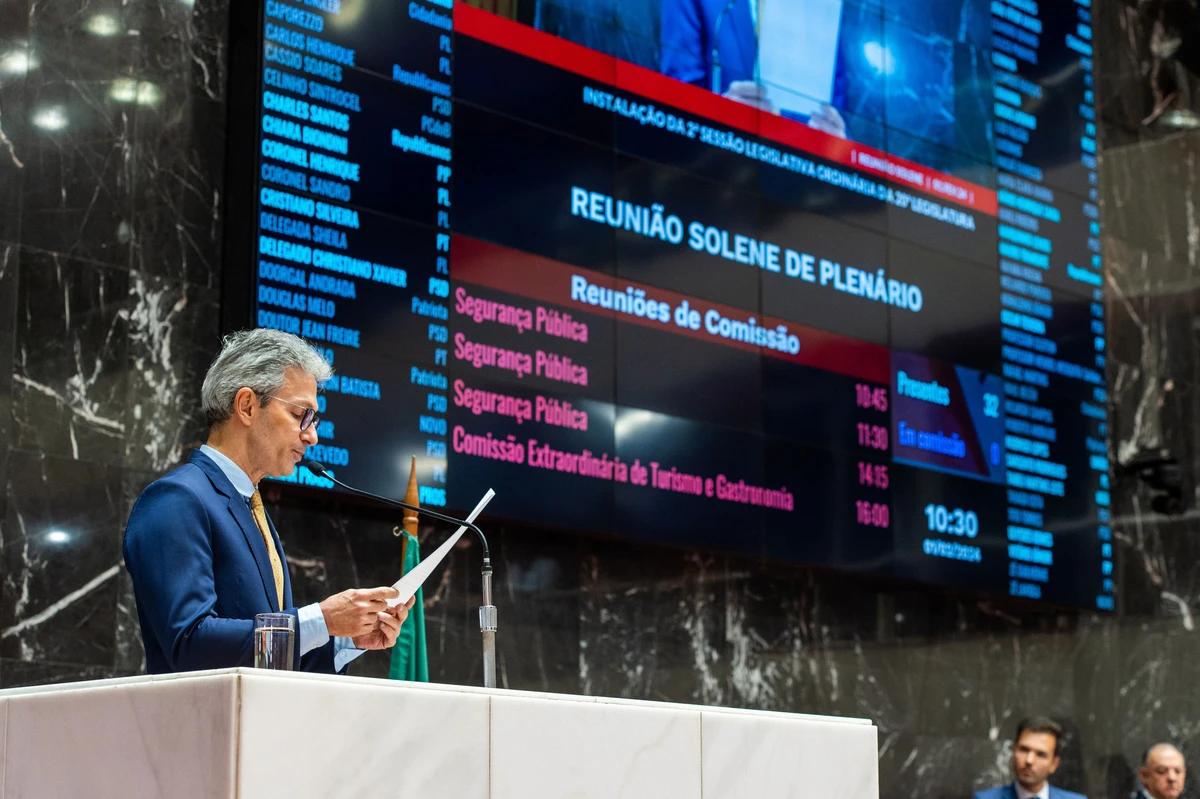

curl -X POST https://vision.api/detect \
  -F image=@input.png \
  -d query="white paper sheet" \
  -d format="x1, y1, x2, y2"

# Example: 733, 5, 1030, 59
387, 489, 496, 607
757, 0, 843, 118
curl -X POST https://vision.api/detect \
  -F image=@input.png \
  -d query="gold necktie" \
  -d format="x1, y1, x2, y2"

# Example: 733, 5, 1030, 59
249, 490, 285, 610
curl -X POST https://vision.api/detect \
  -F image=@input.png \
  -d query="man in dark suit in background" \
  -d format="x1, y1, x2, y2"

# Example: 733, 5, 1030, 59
659, 0, 846, 137
124, 328, 413, 674
534, 0, 661, 69
1132, 744, 1186, 799
973, 717, 1088, 799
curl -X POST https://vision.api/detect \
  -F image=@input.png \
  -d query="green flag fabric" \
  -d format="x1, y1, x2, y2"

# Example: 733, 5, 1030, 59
388, 531, 429, 681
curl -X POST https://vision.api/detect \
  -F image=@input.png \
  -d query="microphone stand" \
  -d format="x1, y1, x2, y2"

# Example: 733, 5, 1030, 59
303, 459, 498, 688
710, 0, 738, 94
480, 560, 497, 689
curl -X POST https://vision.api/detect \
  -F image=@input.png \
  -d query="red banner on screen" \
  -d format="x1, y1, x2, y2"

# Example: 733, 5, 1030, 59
452, 234, 890, 384
455, 2, 998, 216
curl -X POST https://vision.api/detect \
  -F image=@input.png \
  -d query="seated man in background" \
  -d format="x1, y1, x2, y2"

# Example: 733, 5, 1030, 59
1133, 744, 1186, 799
974, 717, 1088, 799
124, 328, 414, 674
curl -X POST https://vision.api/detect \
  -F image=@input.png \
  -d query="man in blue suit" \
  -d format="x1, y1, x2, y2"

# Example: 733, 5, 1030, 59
659, 0, 846, 137
124, 328, 413, 674
974, 717, 1088, 799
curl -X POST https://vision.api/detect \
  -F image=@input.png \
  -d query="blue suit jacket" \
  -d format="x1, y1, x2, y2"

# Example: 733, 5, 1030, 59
659, 0, 849, 120
123, 449, 337, 674
660, 0, 757, 94
974, 784, 1089, 799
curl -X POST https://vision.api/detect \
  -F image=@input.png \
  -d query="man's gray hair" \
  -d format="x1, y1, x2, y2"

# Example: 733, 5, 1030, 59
201, 328, 333, 426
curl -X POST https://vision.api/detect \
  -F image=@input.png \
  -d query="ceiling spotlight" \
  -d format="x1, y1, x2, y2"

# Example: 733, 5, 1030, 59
0, 49, 34, 76
110, 79, 163, 106
84, 13, 121, 37
31, 106, 68, 131
44, 529, 71, 544
136, 82, 163, 105
109, 78, 137, 103
1157, 108, 1200, 130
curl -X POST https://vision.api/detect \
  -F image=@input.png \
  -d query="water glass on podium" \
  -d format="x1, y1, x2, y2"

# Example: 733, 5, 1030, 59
254, 612, 295, 670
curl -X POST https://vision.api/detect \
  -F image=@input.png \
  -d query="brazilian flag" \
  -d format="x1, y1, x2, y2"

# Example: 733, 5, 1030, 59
388, 531, 429, 681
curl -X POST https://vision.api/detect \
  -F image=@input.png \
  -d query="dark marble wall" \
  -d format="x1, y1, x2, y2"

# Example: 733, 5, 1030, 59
1, 2, 1198, 798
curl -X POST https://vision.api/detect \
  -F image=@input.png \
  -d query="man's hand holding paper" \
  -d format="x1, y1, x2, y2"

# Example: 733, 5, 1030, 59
319, 586, 416, 650
320, 586, 402, 638
353, 595, 416, 650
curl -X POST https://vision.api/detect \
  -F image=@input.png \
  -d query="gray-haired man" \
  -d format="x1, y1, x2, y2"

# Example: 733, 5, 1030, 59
1134, 744, 1186, 799
124, 328, 413, 674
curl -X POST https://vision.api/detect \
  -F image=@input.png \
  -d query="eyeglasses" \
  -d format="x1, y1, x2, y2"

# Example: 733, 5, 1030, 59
266, 395, 320, 432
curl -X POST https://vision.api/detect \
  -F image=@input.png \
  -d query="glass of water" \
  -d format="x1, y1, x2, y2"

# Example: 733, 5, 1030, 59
253, 612, 295, 670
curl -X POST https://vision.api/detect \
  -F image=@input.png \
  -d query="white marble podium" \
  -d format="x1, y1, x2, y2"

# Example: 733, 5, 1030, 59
0, 668, 878, 798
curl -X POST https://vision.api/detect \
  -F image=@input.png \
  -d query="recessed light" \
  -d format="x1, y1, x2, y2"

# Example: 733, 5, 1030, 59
45, 529, 71, 544
0, 49, 34, 75
84, 14, 121, 37
31, 106, 68, 131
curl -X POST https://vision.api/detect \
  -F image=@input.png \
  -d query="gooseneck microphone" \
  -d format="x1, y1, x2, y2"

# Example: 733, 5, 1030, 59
302, 457, 499, 688
301, 457, 490, 560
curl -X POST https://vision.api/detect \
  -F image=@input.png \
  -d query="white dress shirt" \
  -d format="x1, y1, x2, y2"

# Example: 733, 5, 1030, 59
1015, 782, 1050, 799
200, 444, 364, 671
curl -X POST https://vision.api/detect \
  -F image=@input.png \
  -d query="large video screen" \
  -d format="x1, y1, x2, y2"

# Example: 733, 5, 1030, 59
231, 0, 1113, 609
